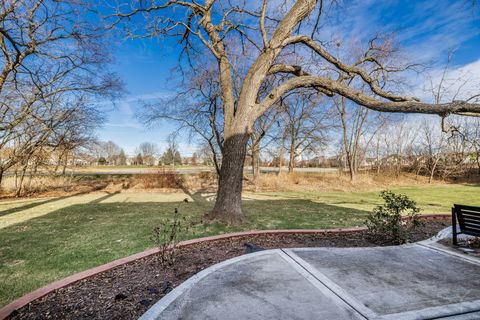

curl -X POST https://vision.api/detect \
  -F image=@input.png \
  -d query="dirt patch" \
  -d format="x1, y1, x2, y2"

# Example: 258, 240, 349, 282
8, 220, 448, 320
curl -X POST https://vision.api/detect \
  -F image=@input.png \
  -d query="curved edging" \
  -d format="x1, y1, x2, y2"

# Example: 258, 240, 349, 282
0, 213, 448, 320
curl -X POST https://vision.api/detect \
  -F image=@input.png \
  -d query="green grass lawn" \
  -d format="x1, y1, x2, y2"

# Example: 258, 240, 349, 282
0, 183, 479, 307
257, 184, 480, 214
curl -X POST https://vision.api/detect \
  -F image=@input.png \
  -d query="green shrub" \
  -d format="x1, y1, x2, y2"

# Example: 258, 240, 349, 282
366, 190, 422, 244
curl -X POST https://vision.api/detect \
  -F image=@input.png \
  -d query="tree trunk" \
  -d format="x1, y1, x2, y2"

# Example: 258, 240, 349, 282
0, 167, 4, 191
476, 154, 480, 175
375, 139, 381, 175
251, 144, 260, 183
429, 158, 439, 183
26, 162, 39, 190
61, 151, 68, 176
15, 165, 28, 197
209, 133, 249, 224
288, 137, 296, 174
346, 151, 356, 182
348, 162, 356, 182
70, 154, 76, 177
62, 162, 67, 176
55, 150, 66, 174
278, 143, 285, 176
14, 169, 18, 192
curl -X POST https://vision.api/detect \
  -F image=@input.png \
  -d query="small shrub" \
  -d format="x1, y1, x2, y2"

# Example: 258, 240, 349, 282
151, 207, 190, 268
366, 190, 422, 244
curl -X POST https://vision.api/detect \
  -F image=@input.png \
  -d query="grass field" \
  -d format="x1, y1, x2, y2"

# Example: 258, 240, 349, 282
0, 183, 479, 307
256, 184, 480, 214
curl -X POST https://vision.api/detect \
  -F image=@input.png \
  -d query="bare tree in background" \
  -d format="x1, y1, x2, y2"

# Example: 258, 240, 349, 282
197, 142, 217, 168
0, 93, 99, 188
335, 96, 387, 182
375, 119, 418, 177
51, 100, 104, 175
102, 141, 122, 165
282, 91, 332, 173
14, 97, 103, 196
248, 105, 281, 182
420, 120, 447, 183
0, 0, 121, 191
419, 50, 480, 180
140, 67, 224, 174
137, 142, 159, 166
160, 132, 182, 168
114, 0, 480, 223
466, 118, 480, 174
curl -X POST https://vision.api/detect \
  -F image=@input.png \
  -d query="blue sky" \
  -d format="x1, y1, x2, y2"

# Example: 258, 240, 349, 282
97, 0, 480, 156
98, 37, 182, 156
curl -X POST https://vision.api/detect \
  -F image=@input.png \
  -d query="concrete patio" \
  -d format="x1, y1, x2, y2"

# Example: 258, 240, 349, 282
140, 238, 480, 320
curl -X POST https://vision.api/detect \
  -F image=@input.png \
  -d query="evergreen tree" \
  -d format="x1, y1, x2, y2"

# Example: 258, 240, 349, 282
135, 153, 143, 165
161, 148, 175, 165
174, 151, 182, 165
118, 149, 127, 165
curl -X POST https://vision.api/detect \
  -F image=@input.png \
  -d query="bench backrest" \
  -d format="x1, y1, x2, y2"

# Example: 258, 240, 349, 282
454, 204, 480, 237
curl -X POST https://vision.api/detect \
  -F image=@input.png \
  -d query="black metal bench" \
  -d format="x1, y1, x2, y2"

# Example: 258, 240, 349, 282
452, 204, 480, 245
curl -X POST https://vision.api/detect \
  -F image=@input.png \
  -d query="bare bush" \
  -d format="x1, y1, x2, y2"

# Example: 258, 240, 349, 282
151, 208, 191, 268
134, 170, 184, 189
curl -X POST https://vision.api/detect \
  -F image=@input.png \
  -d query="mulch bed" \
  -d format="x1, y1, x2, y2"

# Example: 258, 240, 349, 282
8, 220, 449, 320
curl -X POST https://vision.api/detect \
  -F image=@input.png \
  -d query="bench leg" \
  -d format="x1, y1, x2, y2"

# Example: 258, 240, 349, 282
452, 208, 458, 246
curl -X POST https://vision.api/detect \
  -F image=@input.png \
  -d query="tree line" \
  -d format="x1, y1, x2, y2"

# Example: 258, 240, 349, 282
92, 140, 183, 167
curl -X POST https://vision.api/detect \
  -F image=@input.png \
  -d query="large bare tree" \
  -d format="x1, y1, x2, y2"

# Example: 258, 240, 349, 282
114, 0, 480, 223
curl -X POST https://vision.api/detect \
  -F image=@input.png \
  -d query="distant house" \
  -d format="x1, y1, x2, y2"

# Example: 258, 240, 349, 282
183, 156, 199, 165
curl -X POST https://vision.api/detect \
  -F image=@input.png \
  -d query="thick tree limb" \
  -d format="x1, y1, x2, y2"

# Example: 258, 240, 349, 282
258, 75, 480, 118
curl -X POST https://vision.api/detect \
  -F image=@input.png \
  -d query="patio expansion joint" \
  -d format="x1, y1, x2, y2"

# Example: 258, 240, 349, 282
279, 248, 373, 320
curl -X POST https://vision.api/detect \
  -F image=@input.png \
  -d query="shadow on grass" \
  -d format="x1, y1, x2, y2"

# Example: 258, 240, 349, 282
179, 185, 213, 207
88, 191, 121, 204
0, 192, 89, 218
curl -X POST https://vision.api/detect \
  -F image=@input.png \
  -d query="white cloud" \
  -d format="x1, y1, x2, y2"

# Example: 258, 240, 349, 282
414, 58, 480, 103
324, 1, 479, 64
